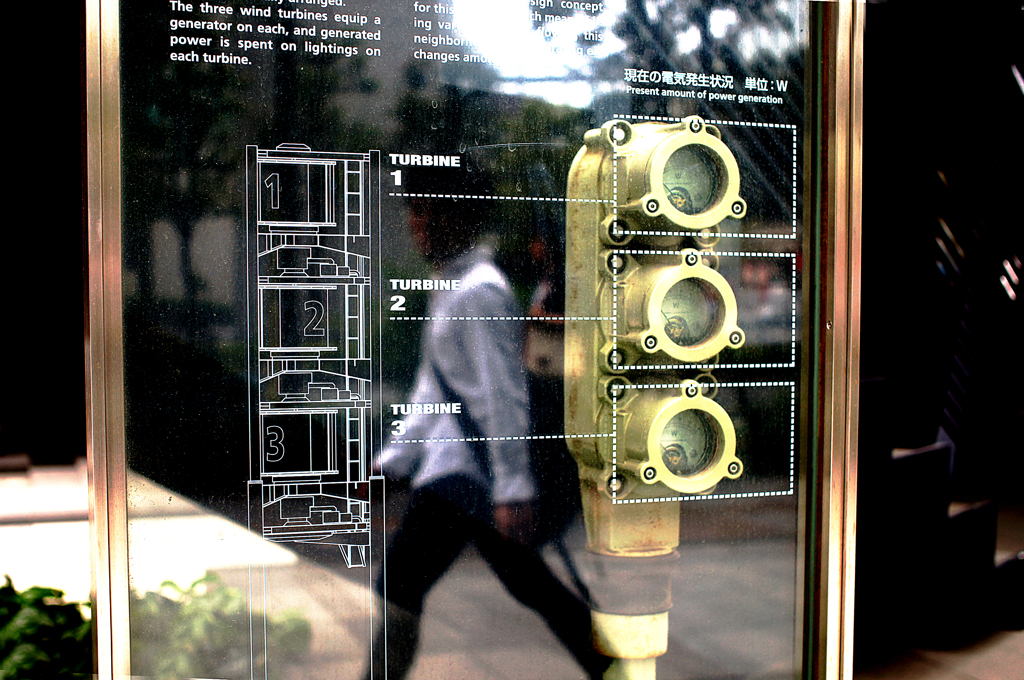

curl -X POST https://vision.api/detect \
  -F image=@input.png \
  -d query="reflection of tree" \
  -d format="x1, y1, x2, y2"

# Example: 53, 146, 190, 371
519, 1, 806, 124
608, 0, 803, 121
394, 78, 590, 293
122, 0, 382, 346
120, 1, 386, 510
122, 2, 257, 322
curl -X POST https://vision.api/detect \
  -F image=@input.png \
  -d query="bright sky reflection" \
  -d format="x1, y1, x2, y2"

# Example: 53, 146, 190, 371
445, 0, 804, 107
452, 0, 628, 107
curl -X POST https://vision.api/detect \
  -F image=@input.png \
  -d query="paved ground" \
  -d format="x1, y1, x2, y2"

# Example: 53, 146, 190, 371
2, 460, 1020, 679
125, 471, 802, 679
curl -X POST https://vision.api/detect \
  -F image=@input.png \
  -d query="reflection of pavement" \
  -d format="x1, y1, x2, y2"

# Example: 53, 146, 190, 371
2, 462, 796, 678
6, 463, 1021, 678
128, 473, 299, 591
129, 471, 803, 678
216, 535, 799, 680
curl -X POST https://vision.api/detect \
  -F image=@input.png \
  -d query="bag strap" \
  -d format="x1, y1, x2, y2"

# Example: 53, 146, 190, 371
429, 355, 491, 477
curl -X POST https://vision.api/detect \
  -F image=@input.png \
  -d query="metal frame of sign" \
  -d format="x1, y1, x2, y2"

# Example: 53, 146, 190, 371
85, 0, 864, 677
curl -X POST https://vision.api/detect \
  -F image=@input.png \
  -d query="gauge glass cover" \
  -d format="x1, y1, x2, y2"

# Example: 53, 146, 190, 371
660, 278, 723, 347
662, 145, 724, 215
659, 409, 719, 477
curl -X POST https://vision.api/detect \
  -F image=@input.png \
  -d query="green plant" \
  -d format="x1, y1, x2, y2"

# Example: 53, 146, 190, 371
1, 572, 312, 680
0, 576, 91, 680
130, 573, 311, 680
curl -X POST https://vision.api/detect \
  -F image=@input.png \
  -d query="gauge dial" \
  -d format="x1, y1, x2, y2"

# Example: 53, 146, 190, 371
662, 145, 723, 215
659, 410, 718, 477
660, 278, 723, 347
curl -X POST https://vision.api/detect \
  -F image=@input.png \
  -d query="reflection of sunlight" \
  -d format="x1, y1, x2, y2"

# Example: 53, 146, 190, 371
710, 8, 738, 39
677, 25, 700, 54
499, 79, 618, 108
0, 459, 91, 603
452, 0, 627, 107
3, 523, 91, 603
739, 25, 794, 63
191, 216, 240, 305
128, 515, 298, 593
736, 0, 803, 62
152, 220, 185, 300
127, 473, 297, 594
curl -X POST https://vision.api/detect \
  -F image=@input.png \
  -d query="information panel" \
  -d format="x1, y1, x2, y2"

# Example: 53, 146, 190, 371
109, 1, 829, 678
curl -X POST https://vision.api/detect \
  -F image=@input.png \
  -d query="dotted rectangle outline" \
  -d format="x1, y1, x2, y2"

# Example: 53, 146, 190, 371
609, 381, 797, 504
387, 118, 799, 503
609, 247, 797, 371
388, 315, 614, 322
613, 114, 798, 241
607, 141, 796, 504
392, 432, 616, 445
388, 192, 613, 205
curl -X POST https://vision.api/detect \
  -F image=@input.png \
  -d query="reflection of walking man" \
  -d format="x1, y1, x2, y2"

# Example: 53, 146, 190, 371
365, 186, 606, 679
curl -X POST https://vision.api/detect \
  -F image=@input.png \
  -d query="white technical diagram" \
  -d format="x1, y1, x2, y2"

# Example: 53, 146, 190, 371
246, 143, 379, 568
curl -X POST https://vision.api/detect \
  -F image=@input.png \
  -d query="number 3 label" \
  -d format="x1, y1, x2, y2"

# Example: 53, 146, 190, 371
265, 425, 285, 462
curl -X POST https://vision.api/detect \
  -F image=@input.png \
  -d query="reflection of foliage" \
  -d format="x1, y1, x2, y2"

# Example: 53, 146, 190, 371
122, 0, 384, 348
611, 0, 802, 73
484, 99, 590, 300
520, 0, 805, 122
0, 576, 91, 680
391, 81, 591, 300
130, 573, 311, 680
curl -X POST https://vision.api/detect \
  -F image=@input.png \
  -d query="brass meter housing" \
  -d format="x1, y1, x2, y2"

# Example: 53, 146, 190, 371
622, 380, 742, 494
618, 248, 744, 364
565, 118, 750, 678
565, 116, 748, 565
602, 118, 746, 232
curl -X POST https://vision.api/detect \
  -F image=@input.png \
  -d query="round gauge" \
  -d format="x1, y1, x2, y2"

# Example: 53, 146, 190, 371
662, 145, 724, 215
636, 249, 743, 363
660, 278, 723, 348
659, 409, 719, 477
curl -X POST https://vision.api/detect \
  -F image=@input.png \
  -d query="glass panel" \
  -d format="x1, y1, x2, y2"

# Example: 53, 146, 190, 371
118, 1, 812, 678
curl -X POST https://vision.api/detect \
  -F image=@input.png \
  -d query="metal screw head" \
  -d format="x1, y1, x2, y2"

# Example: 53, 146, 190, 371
731, 201, 743, 215
608, 220, 627, 243
608, 349, 624, 367
684, 252, 699, 266
644, 335, 657, 350
728, 461, 740, 475
685, 383, 699, 398
610, 122, 630, 145
689, 119, 702, 133
646, 199, 659, 213
606, 380, 624, 400
643, 467, 657, 481
607, 253, 625, 275
607, 474, 624, 494
729, 331, 742, 345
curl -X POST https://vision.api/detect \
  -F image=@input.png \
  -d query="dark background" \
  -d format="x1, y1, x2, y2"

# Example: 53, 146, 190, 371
855, 0, 1023, 659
